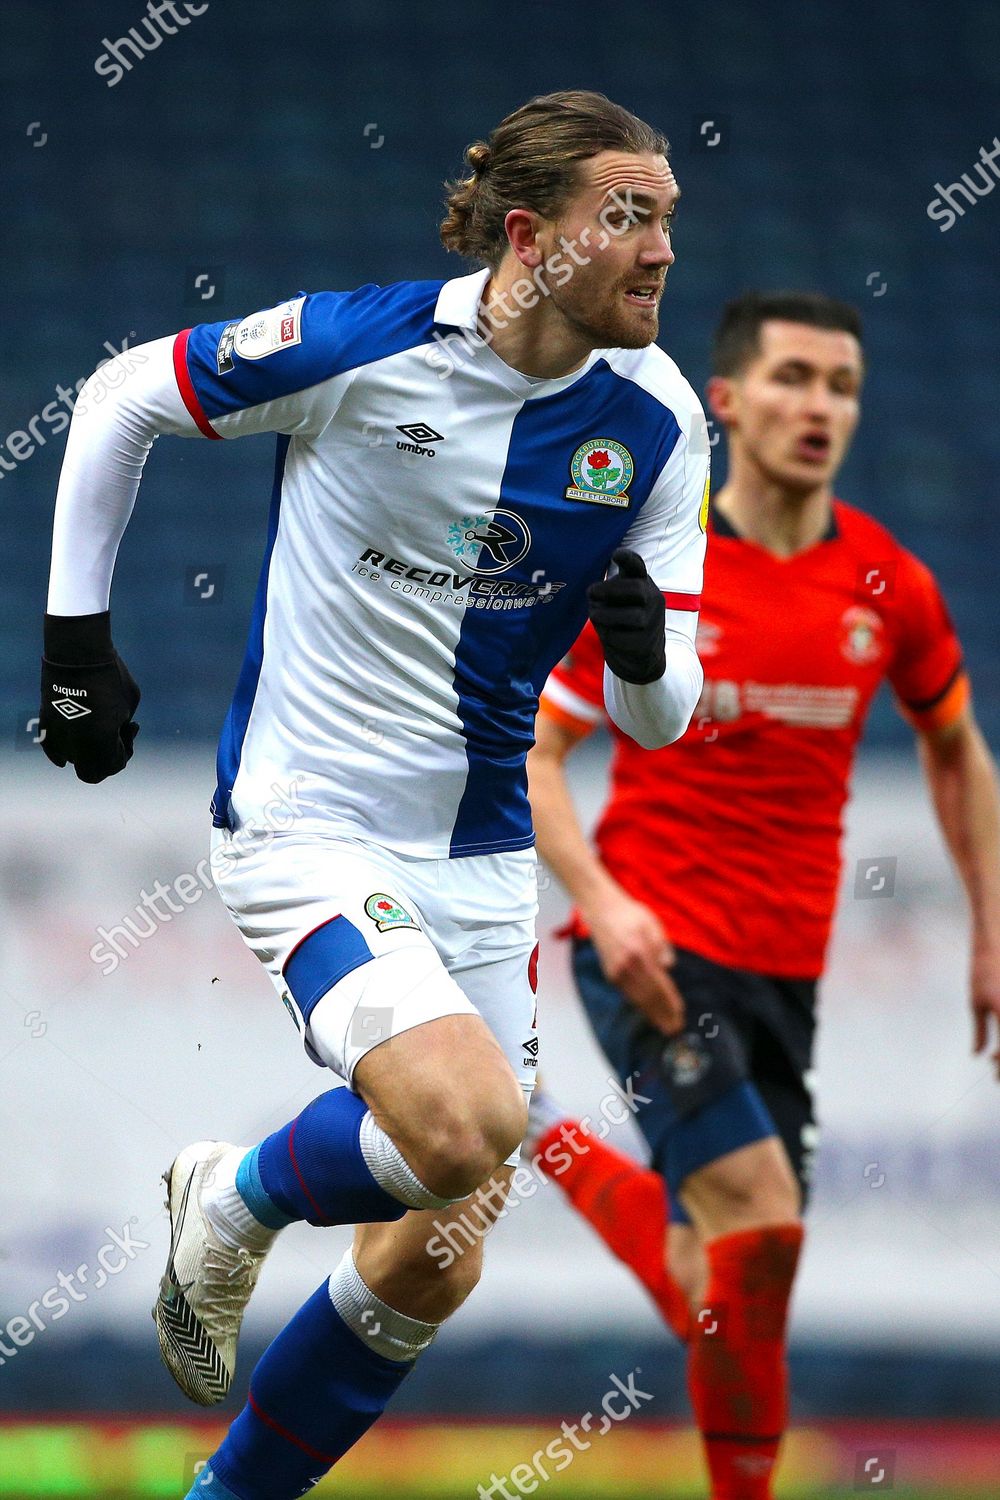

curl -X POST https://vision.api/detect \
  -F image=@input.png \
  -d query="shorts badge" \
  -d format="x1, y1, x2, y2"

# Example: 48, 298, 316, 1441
364, 893, 419, 932
663, 1033, 711, 1088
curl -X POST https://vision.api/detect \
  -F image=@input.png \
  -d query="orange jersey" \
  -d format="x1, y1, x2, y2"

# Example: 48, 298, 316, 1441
541, 499, 968, 979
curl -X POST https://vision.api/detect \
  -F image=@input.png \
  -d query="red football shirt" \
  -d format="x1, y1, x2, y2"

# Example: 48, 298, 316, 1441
541, 499, 968, 979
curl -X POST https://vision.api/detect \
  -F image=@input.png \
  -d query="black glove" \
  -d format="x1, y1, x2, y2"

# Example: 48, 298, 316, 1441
586, 548, 666, 685
40, 611, 140, 783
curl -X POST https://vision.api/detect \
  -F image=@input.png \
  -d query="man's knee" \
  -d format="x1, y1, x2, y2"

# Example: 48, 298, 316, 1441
680, 1138, 800, 1236
416, 1086, 527, 1198
355, 1014, 528, 1199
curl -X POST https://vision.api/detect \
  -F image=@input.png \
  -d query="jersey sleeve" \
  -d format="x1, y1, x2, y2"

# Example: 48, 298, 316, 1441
888, 549, 969, 732
538, 622, 607, 736
173, 282, 429, 441
617, 404, 709, 614
597, 409, 708, 748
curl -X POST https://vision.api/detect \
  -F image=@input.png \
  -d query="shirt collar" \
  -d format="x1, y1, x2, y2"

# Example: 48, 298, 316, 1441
430, 266, 601, 398
433, 268, 491, 329
710, 501, 839, 543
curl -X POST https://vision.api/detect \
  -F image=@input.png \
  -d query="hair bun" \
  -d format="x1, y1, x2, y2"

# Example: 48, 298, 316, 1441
467, 141, 492, 178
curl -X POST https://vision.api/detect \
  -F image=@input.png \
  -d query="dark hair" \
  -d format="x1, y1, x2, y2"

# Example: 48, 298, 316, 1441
440, 90, 669, 272
711, 291, 864, 375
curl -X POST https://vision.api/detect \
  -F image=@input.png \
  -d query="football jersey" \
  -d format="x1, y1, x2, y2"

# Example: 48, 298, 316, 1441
541, 499, 967, 978
171, 269, 708, 858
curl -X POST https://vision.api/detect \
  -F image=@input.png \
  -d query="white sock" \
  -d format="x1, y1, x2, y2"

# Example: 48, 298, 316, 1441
357, 1110, 462, 1209
328, 1250, 441, 1362
202, 1145, 280, 1252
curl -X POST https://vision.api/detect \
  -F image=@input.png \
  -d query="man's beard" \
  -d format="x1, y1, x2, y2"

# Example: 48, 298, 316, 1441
549, 277, 659, 350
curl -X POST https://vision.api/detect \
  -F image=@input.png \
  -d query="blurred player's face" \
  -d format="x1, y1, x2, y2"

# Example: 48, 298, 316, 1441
711, 322, 864, 493
542, 150, 678, 349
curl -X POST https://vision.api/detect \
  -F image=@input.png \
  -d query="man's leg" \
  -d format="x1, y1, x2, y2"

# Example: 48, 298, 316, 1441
680, 1133, 803, 1500
188, 1016, 523, 1500
560, 938, 809, 1499
195, 1167, 514, 1498
527, 1096, 694, 1342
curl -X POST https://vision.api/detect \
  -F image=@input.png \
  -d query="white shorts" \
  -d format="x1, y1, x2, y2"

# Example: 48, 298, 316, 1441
210, 827, 540, 1102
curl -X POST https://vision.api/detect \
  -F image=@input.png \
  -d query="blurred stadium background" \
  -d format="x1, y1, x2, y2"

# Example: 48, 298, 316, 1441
2, 1, 999, 1495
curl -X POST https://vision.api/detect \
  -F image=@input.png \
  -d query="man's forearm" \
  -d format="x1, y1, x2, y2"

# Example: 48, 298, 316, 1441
603, 629, 703, 750
527, 749, 623, 917
48, 335, 189, 615
920, 721, 1000, 952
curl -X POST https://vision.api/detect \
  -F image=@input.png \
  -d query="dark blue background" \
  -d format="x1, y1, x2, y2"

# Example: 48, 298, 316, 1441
3, 0, 998, 748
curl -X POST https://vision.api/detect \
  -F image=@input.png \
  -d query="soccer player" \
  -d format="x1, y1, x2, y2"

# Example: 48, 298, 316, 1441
526, 291, 1000, 1500
39, 92, 710, 1498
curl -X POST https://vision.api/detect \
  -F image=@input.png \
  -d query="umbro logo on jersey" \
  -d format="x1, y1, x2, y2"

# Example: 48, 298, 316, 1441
522, 1036, 539, 1057
396, 422, 444, 457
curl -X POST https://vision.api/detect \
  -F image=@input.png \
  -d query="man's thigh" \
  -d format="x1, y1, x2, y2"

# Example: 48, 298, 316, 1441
571, 939, 794, 1224
212, 828, 536, 1096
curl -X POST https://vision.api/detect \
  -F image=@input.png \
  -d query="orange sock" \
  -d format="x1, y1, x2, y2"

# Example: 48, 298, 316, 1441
687, 1223, 804, 1499
534, 1121, 691, 1342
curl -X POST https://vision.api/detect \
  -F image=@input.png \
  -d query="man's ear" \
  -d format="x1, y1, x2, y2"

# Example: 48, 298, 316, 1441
705, 374, 736, 429
503, 208, 544, 269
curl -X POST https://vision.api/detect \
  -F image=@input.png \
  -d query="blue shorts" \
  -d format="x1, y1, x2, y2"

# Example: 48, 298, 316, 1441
571, 938, 818, 1224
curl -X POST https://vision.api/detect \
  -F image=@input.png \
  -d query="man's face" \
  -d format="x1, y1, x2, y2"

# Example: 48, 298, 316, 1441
712, 321, 864, 490
537, 149, 679, 349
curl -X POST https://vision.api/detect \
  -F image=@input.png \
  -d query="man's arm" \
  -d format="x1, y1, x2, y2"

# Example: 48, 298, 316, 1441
527, 709, 684, 1034
916, 705, 1000, 1072
41, 293, 356, 779
589, 402, 708, 750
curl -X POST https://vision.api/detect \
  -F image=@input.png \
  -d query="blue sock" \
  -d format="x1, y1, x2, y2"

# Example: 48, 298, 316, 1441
205, 1277, 424, 1498
184, 1469, 239, 1499
237, 1087, 411, 1228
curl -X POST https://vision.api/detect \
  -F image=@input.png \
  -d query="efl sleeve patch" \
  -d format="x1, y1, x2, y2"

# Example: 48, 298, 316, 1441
232, 297, 305, 362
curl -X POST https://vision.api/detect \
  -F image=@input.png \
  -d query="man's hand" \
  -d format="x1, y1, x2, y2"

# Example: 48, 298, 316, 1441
587, 548, 666, 685
40, 612, 140, 783
971, 948, 1000, 1079
584, 890, 685, 1035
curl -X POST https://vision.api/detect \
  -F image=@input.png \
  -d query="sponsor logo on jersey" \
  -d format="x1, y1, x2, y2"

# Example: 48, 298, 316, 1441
233, 297, 305, 361
697, 677, 860, 729
565, 438, 634, 507
364, 893, 420, 932
354, 547, 566, 607
521, 1034, 539, 1066
446, 509, 531, 573
395, 421, 444, 456
840, 605, 884, 666
216, 321, 238, 375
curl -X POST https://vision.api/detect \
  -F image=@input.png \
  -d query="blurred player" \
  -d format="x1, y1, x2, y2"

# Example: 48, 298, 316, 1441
39, 92, 709, 1499
526, 291, 1000, 1500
